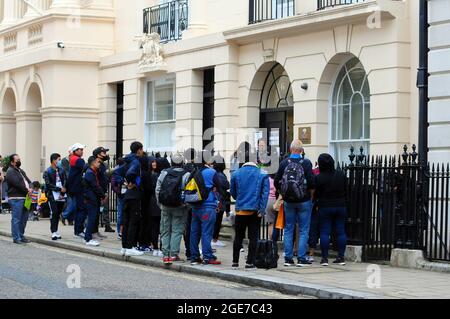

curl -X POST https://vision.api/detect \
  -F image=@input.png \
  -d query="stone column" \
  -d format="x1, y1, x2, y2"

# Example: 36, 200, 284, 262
182, 0, 208, 39
214, 62, 240, 167
15, 111, 43, 181
0, 115, 16, 156
175, 70, 203, 151
50, 0, 80, 9
1, 0, 21, 26
24, 0, 47, 18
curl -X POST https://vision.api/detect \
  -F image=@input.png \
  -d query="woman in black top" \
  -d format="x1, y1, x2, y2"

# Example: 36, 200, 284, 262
314, 154, 347, 266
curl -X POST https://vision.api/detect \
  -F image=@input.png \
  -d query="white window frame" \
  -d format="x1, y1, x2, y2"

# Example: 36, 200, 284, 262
144, 76, 176, 153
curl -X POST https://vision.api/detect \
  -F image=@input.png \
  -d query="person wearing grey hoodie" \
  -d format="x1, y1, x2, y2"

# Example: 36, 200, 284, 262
155, 153, 191, 264
314, 153, 347, 267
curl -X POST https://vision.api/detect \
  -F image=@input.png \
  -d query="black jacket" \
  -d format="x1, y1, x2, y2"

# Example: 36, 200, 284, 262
43, 166, 67, 201
5, 166, 31, 198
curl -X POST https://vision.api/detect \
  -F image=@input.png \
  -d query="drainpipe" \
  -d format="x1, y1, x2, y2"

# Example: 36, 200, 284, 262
417, 0, 429, 164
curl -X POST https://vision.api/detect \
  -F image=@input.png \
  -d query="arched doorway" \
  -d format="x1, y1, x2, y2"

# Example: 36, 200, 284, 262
0, 88, 17, 155
259, 63, 294, 157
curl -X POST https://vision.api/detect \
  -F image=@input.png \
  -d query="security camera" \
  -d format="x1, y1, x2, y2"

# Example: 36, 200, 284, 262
57, 42, 65, 48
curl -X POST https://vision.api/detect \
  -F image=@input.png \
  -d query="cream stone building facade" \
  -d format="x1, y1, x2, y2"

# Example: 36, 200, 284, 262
0, 0, 426, 180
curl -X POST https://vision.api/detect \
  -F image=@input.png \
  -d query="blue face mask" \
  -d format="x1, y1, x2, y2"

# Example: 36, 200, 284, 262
57, 160, 63, 169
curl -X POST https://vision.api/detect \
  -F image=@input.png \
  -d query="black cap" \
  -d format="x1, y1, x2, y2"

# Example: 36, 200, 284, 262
93, 147, 109, 157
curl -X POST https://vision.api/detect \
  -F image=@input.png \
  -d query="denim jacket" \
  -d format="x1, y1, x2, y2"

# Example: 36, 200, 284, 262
230, 162, 270, 215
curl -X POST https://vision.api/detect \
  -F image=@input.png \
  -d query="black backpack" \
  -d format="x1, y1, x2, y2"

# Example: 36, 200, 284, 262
255, 240, 279, 269
184, 167, 211, 205
280, 159, 307, 202
158, 168, 185, 207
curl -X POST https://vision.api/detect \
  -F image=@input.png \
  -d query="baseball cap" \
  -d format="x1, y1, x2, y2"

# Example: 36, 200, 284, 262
71, 143, 86, 152
93, 147, 109, 157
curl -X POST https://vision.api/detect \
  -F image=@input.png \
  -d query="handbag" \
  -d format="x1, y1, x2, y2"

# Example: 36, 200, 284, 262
275, 202, 285, 230
273, 195, 284, 212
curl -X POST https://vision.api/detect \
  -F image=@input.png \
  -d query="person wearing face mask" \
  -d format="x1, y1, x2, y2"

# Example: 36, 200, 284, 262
5, 154, 32, 244
43, 153, 67, 240
91, 147, 115, 238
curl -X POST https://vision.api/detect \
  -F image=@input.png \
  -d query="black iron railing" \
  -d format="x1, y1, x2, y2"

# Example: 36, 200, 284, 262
343, 145, 450, 262
317, 0, 367, 10
249, 0, 295, 24
143, 0, 188, 42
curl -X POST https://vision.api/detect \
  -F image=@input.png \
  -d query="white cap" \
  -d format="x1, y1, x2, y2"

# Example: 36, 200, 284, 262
70, 143, 86, 152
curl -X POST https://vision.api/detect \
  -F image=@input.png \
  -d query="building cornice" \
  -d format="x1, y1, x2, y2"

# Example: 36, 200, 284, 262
0, 11, 115, 36
223, 0, 403, 45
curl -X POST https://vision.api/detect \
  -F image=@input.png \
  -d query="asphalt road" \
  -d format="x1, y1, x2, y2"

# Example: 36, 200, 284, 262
0, 236, 308, 299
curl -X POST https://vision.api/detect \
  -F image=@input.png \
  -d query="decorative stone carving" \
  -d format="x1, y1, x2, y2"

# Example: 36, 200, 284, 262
138, 33, 165, 71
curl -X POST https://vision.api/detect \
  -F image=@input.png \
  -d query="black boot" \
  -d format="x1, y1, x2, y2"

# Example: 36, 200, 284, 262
105, 225, 115, 233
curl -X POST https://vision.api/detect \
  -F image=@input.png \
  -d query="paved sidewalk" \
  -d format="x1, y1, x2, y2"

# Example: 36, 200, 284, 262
1, 214, 449, 299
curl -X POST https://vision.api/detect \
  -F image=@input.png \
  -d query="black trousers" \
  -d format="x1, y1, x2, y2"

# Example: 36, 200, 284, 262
233, 213, 261, 265
49, 200, 65, 233
121, 199, 141, 249
139, 209, 152, 247
213, 210, 224, 240
149, 215, 161, 249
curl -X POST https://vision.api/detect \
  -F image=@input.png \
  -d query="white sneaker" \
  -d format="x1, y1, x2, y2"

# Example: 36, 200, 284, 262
125, 248, 144, 256
85, 240, 100, 247
120, 248, 126, 255
306, 256, 315, 263
152, 249, 163, 257
212, 240, 226, 247
75, 232, 85, 238
51, 233, 58, 241
55, 233, 62, 239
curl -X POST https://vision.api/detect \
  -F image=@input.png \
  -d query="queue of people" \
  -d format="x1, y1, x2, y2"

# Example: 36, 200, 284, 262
1, 138, 348, 269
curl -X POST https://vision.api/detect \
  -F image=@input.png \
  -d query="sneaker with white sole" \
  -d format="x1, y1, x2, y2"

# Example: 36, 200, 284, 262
211, 240, 226, 247
120, 248, 126, 255
51, 233, 58, 241
125, 248, 144, 256
306, 256, 315, 263
75, 232, 85, 238
55, 233, 62, 239
85, 240, 100, 247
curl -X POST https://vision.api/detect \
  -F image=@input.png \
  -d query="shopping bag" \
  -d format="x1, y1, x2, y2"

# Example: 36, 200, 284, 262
24, 195, 32, 211
275, 202, 285, 230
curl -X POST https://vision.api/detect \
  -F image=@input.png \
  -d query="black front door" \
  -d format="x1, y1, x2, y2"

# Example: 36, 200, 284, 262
260, 110, 290, 156
116, 82, 124, 157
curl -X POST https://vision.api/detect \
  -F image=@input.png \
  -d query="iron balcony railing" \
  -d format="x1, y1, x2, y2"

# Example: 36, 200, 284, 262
143, 0, 188, 42
317, 0, 367, 10
249, 0, 295, 24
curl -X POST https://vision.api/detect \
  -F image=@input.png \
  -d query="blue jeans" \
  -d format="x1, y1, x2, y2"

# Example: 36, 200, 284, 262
319, 207, 347, 259
85, 202, 99, 242
283, 201, 312, 261
62, 195, 76, 222
10, 199, 28, 241
190, 207, 216, 261
116, 197, 125, 234
74, 193, 87, 235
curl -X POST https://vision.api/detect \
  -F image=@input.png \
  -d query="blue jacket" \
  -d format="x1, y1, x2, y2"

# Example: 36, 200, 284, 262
83, 167, 104, 204
66, 155, 86, 195
123, 153, 141, 185
230, 163, 270, 215
191, 167, 219, 210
